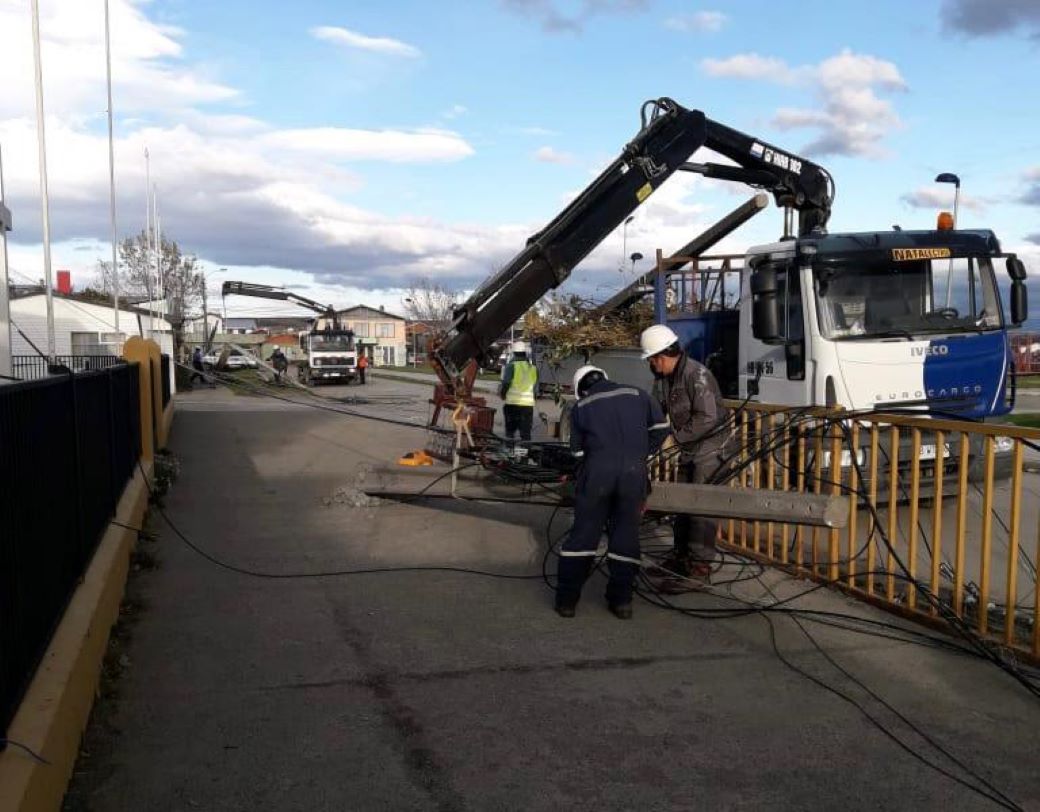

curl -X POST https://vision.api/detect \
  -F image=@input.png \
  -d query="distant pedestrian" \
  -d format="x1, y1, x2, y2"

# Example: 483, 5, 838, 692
189, 347, 206, 385
271, 348, 288, 383
499, 341, 538, 441
357, 352, 369, 385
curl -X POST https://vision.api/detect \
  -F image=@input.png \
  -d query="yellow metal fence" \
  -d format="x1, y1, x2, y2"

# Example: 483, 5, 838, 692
697, 403, 1039, 659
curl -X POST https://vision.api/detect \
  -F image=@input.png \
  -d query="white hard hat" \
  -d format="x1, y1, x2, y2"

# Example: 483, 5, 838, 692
572, 365, 607, 398
511, 340, 529, 354
640, 324, 680, 359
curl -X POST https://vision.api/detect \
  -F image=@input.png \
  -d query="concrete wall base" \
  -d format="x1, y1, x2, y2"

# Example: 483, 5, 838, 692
0, 464, 152, 812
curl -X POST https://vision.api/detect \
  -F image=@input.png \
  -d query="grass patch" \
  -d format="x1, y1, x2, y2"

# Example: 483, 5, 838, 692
1006, 412, 1040, 429
1016, 376, 1040, 389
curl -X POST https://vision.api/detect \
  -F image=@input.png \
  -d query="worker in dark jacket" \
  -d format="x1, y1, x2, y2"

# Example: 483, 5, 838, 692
640, 324, 732, 582
555, 365, 670, 619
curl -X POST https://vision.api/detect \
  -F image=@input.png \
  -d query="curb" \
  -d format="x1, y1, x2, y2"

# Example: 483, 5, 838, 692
0, 467, 151, 812
369, 371, 499, 395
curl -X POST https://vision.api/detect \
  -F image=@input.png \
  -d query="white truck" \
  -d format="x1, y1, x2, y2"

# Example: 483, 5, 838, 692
220, 281, 359, 385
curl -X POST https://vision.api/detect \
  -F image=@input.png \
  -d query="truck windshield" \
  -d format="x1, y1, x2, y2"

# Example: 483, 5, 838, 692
311, 334, 354, 351
815, 255, 1002, 340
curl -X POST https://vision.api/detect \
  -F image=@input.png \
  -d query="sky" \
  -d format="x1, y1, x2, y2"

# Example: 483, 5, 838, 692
1, 0, 1039, 320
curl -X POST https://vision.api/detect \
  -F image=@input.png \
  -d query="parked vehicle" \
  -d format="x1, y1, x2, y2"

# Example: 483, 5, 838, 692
425, 97, 1027, 485
203, 348, 259, 370
221, 282, 357, 385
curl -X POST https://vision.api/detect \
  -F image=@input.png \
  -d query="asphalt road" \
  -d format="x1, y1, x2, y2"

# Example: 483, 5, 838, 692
61, 380, 1040, 811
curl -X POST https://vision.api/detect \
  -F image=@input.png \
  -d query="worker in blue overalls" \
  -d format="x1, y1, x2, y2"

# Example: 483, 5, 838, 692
555, 365, 670, 619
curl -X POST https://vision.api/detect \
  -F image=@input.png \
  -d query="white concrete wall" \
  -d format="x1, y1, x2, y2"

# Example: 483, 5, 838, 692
10, 296, 171, 354
10, 295, 176, 393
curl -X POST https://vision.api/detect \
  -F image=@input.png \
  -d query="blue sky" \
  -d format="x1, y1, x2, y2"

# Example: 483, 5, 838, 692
1, 0, 1038, 317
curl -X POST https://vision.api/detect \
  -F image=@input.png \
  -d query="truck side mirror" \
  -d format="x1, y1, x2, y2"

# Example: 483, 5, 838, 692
1010, 280, 1028, 326
750, 267, 782, 344
1006, 256, 1027, 281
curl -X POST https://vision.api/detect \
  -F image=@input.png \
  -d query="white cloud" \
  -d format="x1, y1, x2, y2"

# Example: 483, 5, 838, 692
441, 104, 468, 120
702, 49, 908, 157
533, 146, 575, 164
665, 11, 727, 32
701, 53, 802, 83
516, 126, 559, 136
900, 186, 985, 212
309, 25, 421, 58
261, 127, 474, 163
0, 0, 236, 118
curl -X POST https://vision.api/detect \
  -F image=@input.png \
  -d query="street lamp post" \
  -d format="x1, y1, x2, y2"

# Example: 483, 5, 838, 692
630, 252, 644, 276
404, 297, 417, 366
621, 215, 634, 271
935, 172, 960, 306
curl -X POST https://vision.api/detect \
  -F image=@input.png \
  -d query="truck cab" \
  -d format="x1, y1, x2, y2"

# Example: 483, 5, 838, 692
739, 229, 1027, 420
301, 330, 357, 385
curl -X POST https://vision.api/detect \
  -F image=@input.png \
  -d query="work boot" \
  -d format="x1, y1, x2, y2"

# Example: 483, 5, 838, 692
555, 601, 577, 618
608, 602, 633, 620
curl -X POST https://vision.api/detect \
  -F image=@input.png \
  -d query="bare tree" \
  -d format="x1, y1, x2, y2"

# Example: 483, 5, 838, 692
400, 278, 458, 323
92, 229, 203, 349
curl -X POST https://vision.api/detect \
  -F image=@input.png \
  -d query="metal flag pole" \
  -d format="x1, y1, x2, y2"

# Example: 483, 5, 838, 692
31, 0, 56, 360
104, 0, 120, 338
145, 147, 153, 335
0, 144, 13, 379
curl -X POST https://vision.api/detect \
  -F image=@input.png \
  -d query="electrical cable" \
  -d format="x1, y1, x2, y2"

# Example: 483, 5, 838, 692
0, 738, 50, 764
755, 575, 1025, 812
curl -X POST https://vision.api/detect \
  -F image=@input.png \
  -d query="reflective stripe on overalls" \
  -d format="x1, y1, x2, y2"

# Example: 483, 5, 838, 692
505, 361, 536, 406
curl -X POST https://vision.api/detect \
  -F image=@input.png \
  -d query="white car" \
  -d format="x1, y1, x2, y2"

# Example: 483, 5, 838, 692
203, 349, 258, 369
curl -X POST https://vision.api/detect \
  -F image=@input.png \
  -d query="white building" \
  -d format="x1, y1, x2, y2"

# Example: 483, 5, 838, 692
9, 292, 174, 389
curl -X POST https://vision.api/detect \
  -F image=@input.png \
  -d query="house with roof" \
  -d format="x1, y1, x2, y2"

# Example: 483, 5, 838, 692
8, 290, 174, 388
334, 305, 407, 367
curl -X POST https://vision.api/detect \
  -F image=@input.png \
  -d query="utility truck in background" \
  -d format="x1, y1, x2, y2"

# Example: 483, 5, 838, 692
221, 281, 358, 385
427, 96, 1028, 478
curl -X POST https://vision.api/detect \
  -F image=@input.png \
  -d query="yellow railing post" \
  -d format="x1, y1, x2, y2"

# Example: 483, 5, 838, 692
928, 430, 945, 616
1004, 442, 1023, 646
978, 437, 995, 635
953, 433, 970, 618
847, 422, 860, 589
907, 428, 921, 609
886, 427, 900, 602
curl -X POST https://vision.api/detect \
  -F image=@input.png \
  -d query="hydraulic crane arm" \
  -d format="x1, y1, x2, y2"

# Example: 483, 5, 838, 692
221, 280, 343, 330
438, 98, 834, 395
680, 116, 834, 238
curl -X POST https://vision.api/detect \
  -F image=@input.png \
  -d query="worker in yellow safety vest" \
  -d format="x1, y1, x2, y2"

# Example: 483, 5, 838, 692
499, 341, 538, 441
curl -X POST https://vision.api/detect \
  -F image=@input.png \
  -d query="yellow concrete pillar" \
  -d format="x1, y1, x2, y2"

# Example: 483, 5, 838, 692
146, 340, 165, 448
122, 336, 154, 462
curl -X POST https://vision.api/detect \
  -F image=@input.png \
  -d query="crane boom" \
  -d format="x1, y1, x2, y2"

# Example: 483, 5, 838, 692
432, 97, 833, 395
221, 280, 342, 329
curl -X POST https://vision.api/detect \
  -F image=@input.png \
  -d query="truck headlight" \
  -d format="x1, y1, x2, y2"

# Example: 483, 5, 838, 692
822, 449, 866, 468
994, 436, 1014, 454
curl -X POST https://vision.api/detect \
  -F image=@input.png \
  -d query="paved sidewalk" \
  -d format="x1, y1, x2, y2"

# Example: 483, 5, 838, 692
64, 388, 1040, 811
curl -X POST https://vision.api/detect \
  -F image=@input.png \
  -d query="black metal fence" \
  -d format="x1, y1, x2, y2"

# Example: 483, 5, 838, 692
0, 363, 141, 739
11, 354, 125, 381
161, 354, 171, 407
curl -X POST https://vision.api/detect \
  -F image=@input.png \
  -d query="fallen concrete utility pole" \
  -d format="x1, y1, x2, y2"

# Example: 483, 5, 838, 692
364, 468, 848, 528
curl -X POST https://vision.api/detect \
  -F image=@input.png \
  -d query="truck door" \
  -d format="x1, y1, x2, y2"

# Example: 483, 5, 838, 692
740, 258, 813, 405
